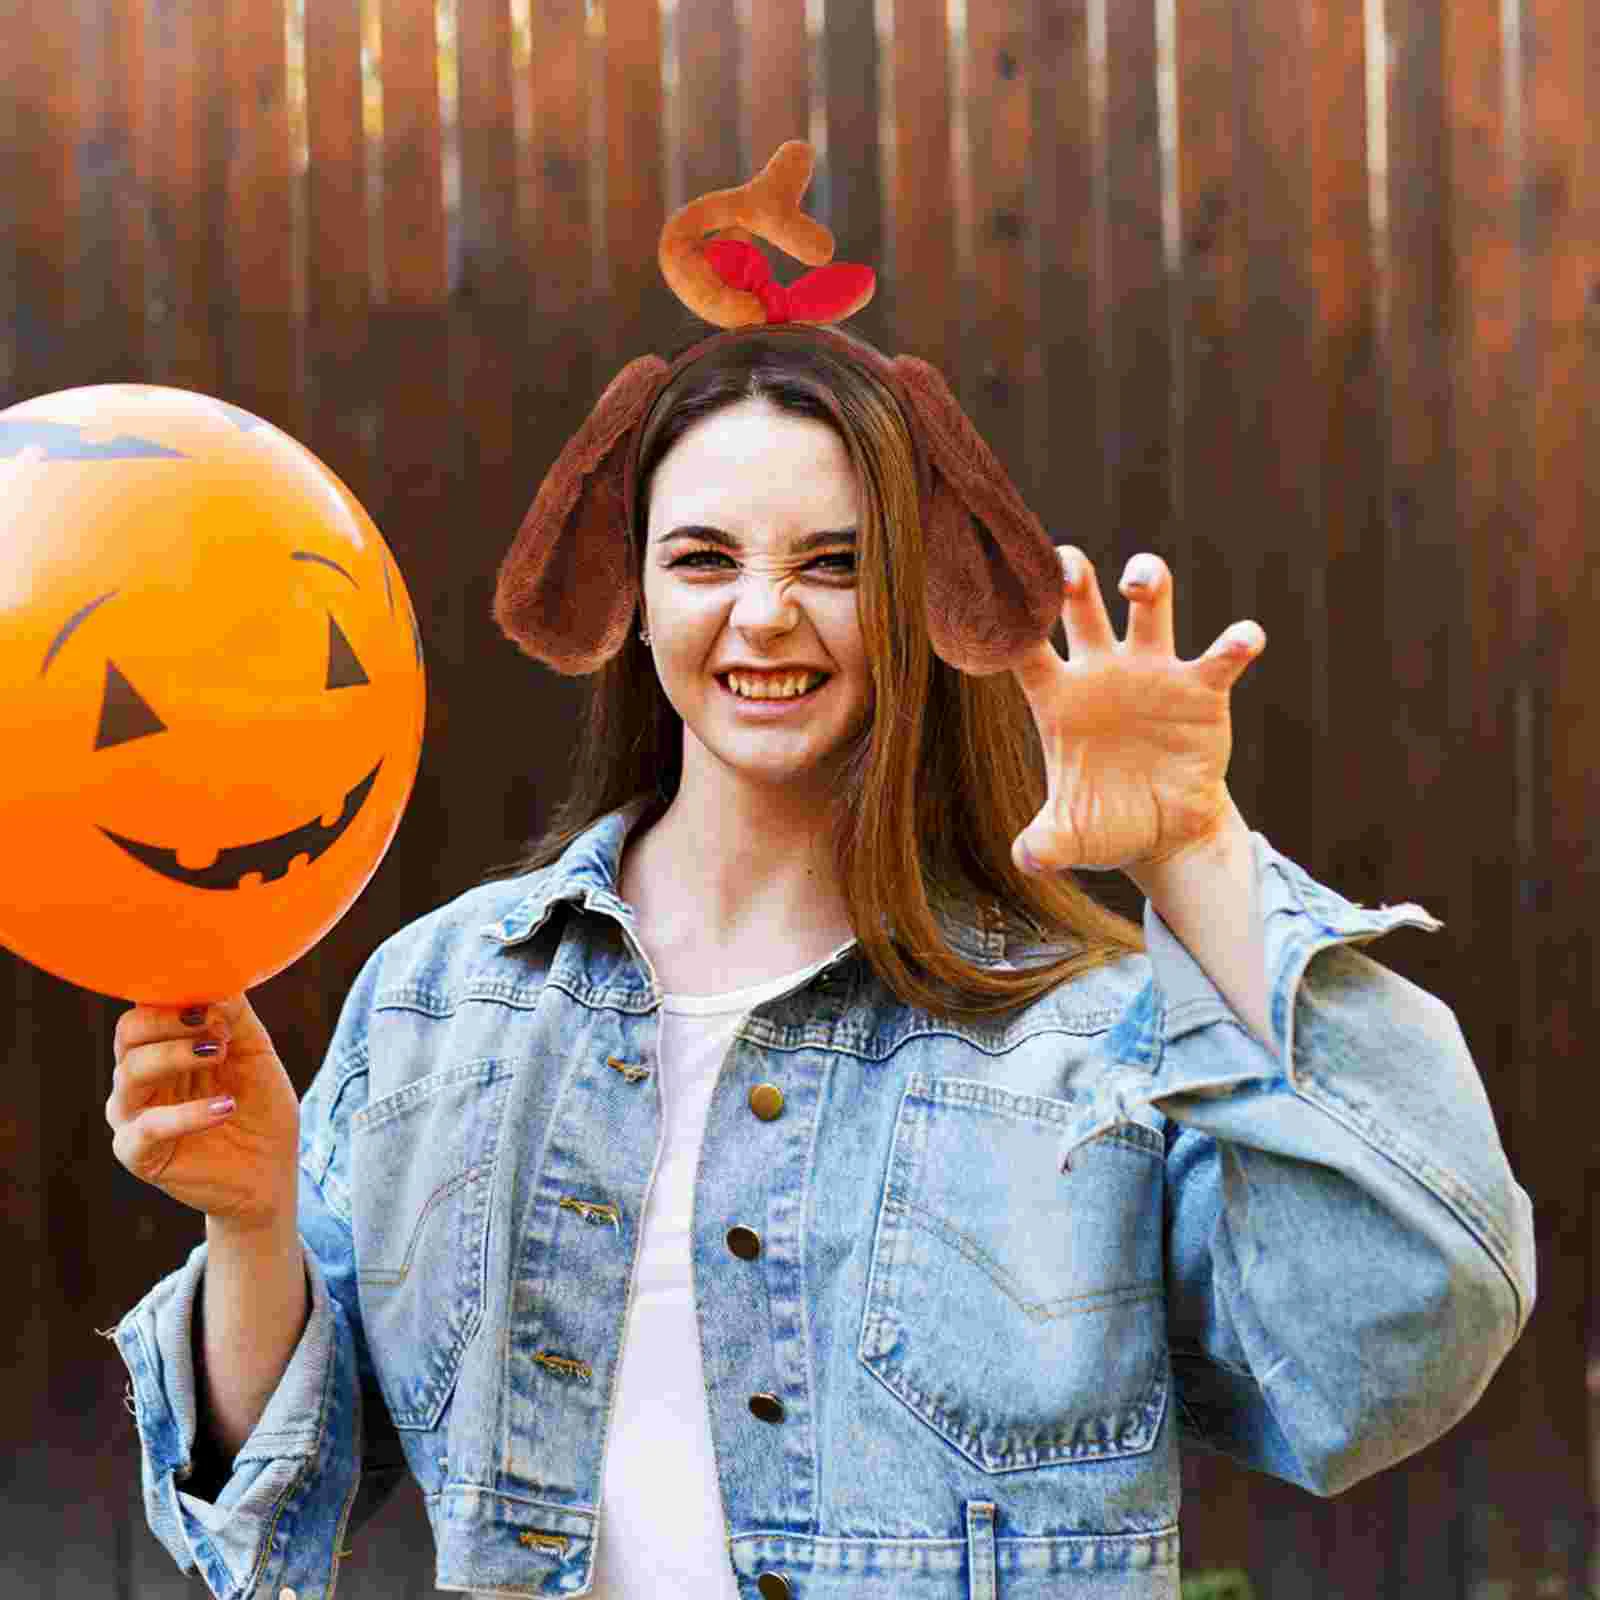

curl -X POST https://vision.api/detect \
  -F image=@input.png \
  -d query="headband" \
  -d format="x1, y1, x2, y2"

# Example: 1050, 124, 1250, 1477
491, 139, 1066, 678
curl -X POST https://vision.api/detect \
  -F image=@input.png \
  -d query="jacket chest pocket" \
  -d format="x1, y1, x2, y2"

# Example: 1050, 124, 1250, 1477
351, 1060, 513, 1430
858, 1072, 1168, 1474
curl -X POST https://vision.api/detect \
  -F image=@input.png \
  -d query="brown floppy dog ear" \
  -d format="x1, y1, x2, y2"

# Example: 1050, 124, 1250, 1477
491, 355, 670, 675
890, 355, 1067, 677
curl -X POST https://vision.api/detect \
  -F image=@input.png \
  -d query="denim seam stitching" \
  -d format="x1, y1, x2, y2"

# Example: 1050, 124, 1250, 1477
1286, 1071, 1525, 1325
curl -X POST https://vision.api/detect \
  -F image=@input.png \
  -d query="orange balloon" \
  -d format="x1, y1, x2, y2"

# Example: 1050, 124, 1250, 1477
0, 384, 426, 1005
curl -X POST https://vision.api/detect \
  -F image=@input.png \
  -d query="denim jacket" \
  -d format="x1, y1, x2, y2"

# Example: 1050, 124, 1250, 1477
106, 793, 1535, 1600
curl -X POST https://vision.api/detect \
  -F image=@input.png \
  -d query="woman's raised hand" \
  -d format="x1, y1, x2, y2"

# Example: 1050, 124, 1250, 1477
1007, 545, 1266, 877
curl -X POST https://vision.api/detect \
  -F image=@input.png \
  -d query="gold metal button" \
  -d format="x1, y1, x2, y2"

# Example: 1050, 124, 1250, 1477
726, 1225, 761, 1260
756, 1574, 791, 1600
748, 1083, 784, 1120
749, 1392, 785, 1424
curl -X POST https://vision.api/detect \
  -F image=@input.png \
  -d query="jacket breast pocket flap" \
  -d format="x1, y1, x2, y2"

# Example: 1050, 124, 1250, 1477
859, 1072, 1168, 1474
351, 1059, 514, 1429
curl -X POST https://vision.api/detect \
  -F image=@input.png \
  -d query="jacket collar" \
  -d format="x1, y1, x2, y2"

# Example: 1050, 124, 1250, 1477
479, 792, 1009, 966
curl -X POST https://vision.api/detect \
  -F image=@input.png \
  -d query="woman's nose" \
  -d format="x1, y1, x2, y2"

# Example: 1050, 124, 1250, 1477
729, 576, 801, 628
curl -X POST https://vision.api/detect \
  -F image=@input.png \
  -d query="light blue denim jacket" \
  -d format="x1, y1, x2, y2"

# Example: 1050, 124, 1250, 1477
106, 793, 1535, 1600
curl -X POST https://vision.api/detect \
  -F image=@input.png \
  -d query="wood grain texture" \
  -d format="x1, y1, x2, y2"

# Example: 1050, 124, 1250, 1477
965, 0, 1033, 509
70, 0, 147, 386
820, 0, 887, 354
746, 0, 809, 231
604, 0, 670, 370
886, 0, 954, 375
1512, 0, 1597, 1591
223, 0, 298, 430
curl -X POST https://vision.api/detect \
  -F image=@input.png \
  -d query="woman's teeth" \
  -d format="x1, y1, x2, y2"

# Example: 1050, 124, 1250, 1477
723, 671, 827, 699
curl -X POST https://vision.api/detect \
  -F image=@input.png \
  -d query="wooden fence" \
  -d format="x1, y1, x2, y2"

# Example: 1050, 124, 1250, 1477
1, 0, 1594, 1594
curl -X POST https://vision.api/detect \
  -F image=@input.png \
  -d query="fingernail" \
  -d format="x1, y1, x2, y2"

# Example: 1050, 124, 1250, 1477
1017, 840, 1040, 874
1126, 557, 1160, 589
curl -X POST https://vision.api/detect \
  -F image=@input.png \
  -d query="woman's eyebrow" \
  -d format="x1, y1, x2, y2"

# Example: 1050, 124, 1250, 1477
659, 525, 857, 552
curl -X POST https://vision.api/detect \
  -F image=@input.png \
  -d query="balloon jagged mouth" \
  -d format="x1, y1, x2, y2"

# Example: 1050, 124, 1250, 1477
97, 758, 384, 890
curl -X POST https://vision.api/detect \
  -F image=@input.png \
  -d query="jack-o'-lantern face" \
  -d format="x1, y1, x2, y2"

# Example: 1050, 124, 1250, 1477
0, 385, 427, 1004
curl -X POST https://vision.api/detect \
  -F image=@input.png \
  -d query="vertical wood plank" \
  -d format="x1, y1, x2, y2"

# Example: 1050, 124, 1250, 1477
304, 0, 375, 506
739, 0, 814, 382
963, 0, 1034, 506
381, 0, 448, 311
159, 0, 230, 393
886, 0, 955, 374
452, 0, 546, 971
494, 0, 598, 854
223, 0, 299, 430
1436, 6, 1544, 1596
522, 0, 598, 420
603, 0, 671, 371
1036, 0, 1101, 593
1228, 0, 1316, 874
0, 0, 15, 399
820, 0, 888, 354
1313, 0, 1391, 913
5, 0, 73, 398
1100, 0, 1174, 620
745, 0, 808, 201
459, 0, 520, 329
1514, 0, 1597, 1589
71, 0, 147, 385
141, 0, 180, 387
674, 0, 740, 354
367, 0, 456, 955
674, 0, 740, 217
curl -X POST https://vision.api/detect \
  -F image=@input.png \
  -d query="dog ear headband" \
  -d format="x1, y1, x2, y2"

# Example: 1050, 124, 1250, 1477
491, 139, 1066, 678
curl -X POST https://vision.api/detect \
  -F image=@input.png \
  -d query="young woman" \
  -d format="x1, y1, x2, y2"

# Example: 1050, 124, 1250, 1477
107, 321, 1534, 1600
106, 143, 1533, 1599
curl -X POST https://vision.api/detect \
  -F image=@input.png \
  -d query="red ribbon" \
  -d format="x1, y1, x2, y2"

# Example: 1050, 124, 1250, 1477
701, 238, 875, 325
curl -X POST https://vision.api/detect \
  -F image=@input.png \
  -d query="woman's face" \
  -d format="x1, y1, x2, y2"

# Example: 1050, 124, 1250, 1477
640, 397, 874, 795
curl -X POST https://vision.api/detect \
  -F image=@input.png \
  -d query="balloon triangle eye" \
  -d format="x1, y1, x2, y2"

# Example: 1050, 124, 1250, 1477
93, 616, 370, 751
327, 616, 369, 689
95, 662, 168, 751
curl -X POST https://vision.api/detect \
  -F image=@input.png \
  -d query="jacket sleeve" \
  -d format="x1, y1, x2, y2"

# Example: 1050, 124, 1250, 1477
101, 943, 405, 1600
1055, 829, 1536, 1498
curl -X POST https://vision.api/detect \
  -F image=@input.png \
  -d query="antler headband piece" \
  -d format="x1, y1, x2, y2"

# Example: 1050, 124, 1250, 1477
491, 139, 1066, 678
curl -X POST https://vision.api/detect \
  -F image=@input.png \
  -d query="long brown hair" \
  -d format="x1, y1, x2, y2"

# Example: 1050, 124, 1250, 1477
480, 322, 1144, 1022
